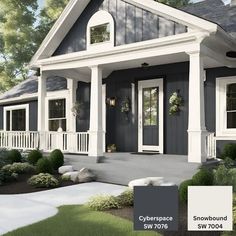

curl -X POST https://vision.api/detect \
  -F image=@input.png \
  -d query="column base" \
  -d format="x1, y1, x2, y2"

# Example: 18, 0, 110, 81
88, 130, 104, 157
188, 130, 208, 163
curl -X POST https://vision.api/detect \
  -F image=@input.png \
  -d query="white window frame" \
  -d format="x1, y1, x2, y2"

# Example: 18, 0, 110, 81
216, 76, 236, 137
86, 10, 115, 51
3, 104, 29, 131
45, 90, 69, 132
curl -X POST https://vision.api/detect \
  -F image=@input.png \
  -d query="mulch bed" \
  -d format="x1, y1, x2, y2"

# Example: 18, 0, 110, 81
0, 174, 76, 194
106, 204, 222, 236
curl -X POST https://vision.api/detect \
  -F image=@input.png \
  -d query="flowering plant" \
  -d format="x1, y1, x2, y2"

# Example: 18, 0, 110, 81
71, 102, 83, 117
169, 92, 183, 115
121, 97, 130, 113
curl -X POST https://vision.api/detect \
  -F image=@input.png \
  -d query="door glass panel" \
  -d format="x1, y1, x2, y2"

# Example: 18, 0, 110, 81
143, 87, 158, 126
227, 83, 236, 128
6, 111, 10, 131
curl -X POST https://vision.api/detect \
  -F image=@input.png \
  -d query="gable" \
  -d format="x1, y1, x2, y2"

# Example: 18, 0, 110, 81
53, 0, 187, 56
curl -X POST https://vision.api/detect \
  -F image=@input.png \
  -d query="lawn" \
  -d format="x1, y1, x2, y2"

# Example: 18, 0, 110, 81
5, 205, 160, 236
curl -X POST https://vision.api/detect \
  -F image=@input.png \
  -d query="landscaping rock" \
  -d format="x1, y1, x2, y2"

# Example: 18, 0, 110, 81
146, 177, 164, 186
62, 171, 79, 183
160, 182, 176, 186
58, 165, 74, 174
128, 178, 151, 188
78, 168, 96, 183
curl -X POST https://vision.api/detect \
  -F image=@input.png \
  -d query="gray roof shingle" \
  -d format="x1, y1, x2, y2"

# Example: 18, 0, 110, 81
0, 76, 67, 100
182, 0, 236, 38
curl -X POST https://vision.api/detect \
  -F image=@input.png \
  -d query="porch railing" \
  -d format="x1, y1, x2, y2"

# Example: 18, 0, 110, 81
206, 132, 216, 158
0, 131, 89, 154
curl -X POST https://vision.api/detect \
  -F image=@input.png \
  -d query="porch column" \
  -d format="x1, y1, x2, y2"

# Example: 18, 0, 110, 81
38, 71, 47, 150
88, 65, 104, 158
187, 51, 207, 163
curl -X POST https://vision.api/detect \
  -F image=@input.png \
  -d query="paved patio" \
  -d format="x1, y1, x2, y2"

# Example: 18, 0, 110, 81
65, 153, 201, 186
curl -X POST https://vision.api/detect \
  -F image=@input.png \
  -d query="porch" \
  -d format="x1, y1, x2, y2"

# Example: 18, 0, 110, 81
65, 152, 202, 185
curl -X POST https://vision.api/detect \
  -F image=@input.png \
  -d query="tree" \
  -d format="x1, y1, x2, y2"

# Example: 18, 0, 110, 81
155, 0, 190, 7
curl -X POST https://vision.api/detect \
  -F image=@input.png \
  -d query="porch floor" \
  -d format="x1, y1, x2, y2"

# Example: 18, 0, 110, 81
65, 153, 201, 186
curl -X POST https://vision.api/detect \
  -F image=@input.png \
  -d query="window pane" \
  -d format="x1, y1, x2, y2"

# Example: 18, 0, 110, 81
49, 119, 66, 131
227, 83, 236, 111
49, 99, 66, 119
150, 88, 158, 126
6, 111, 10, 131
90, 23, 110, 44
12, 109, 26, 131
227, 112, 236, 128
143, 89, 151, 126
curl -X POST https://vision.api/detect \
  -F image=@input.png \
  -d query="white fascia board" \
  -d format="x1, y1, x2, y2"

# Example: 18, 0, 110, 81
0, 94, 38, 105
124, 0, 218, 32
30, 0, 90, 67
38, 32, 199, 68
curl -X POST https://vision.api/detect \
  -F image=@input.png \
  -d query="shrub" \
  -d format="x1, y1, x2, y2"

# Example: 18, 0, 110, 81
28, 150, 43, 165
192, 168, 214, 186
0, 149, 10, 168
179, 179, 193, 203
50, 149, 64, 170
7, 149, 21, 163
116, 189, 134, 207
36, 158, 53, 174
2, 163, 35, 174
221, 143, 236, 160
0, 169, 18, 185
87, 195, 120, 211
28, 173, 59, 188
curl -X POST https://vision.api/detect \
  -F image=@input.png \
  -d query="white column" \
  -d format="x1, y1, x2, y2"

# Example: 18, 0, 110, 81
188, 51, 207, 163
88, 65, 104, 157
38, 71, 47, 150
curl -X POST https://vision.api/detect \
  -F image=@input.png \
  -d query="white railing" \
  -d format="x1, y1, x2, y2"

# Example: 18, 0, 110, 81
206, 132, 216, 158
0, 131, 89, 154
0, 131, 39, 150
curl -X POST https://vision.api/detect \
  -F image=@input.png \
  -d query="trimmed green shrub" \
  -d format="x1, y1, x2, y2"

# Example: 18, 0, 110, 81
28, 173, 59, 188
0, 169, 18, 185
50, 149, 64, 170
0, 149, 10, 168
87, 195, 120, 211
116, 189, 134, 207
192, 168, 214, 186
7, 149, 21, 163
28, 150, 43, 165
214, 164, 231, 186
179, 179, 193, 203
36, 158, 53, 174
221, 143, 236, 160
2, 163, 35, 174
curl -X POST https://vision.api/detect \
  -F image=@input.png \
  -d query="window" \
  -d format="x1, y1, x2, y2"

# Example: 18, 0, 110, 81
48, 99, 66, 131
87, 10, 114, 50
227, 83, 236, 128
4, 104, 29, 131
216, 77, 236, 137
90, 23, 110, 44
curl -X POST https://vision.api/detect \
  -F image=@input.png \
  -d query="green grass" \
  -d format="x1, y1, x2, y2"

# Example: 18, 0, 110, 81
5, 205, 160, 236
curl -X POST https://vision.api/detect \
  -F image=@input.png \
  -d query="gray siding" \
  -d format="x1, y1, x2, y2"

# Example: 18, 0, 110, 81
54, 0, 187, 56
0, 101, 38, 131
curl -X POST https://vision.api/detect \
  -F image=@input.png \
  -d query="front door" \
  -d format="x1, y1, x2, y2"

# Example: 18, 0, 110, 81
138, 79, 163, 153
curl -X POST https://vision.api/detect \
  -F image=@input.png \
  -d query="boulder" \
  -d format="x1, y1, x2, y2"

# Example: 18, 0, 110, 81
62, 171, 79, 183
160, 182, 176, 186
58, 165, 74, 174
128, 178, 151, 188
146, 177, 164, 186
78, 168, 96, 183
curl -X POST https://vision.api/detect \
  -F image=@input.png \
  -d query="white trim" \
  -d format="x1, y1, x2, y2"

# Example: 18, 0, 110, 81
138, 78, 164, 153
102, 84, 106, 152
3, 104, 29, 131
87, 10, 114, 51
216, 76, 236, 137
0, 93, 37, 105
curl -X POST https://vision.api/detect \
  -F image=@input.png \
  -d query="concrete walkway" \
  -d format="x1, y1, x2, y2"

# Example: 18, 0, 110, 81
0, 182, 126, 235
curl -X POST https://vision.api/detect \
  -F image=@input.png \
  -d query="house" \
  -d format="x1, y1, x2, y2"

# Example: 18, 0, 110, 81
0, 0, 235, 163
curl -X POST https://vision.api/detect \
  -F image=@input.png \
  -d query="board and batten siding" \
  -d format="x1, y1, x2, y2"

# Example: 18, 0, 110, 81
53, 0, 187, 56
0, 101, 38, 131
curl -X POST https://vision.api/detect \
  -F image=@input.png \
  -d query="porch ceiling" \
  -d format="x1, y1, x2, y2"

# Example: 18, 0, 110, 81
43, 51, 223, 81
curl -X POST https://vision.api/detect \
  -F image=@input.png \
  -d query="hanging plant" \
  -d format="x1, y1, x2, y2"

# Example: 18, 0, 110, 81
121, 97, 131, 113
169, 92, 183, 115
71, 102, 83, 117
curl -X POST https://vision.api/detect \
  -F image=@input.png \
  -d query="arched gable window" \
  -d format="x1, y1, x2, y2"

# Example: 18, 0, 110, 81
87, 11, 115, 51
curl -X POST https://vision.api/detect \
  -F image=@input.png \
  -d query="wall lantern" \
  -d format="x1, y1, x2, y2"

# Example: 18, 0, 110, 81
107, 97, 116, 107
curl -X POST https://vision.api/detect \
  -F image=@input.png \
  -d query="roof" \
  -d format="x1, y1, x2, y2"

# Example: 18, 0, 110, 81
0, 76, 67, 101
182, 0, 236, 38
